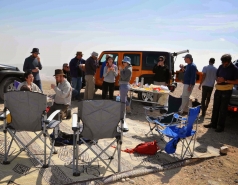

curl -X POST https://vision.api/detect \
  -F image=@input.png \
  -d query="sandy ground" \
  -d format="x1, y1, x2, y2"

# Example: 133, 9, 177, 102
1, 81, 238, 185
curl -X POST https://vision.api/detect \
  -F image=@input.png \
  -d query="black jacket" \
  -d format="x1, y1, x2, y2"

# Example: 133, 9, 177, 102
153, 64, 170, 84
63, 70, 71, 84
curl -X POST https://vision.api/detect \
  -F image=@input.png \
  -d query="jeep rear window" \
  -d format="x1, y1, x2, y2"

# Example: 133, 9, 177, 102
145, 55, 158, 67
99, 54, 118, 65
123, 54, 140, 66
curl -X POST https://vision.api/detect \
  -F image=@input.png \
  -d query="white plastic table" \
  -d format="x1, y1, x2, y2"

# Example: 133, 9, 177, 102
128, 87, 170, 109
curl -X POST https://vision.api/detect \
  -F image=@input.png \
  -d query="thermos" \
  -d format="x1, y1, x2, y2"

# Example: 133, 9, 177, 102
135, 77, 139, 85
140, 77, 144, 88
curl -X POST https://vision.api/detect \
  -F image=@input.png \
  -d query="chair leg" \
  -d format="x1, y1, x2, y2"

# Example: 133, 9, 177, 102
73, 129, 80, 176
42, 130, 48, 168
3, 128, 10, 165
85, 140, 117, 173
117, 139, 122, 172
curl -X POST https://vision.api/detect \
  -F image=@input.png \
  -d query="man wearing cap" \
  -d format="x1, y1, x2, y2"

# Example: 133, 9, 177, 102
47, 69, 72, 119
179, 54, 197, 115
204, 54, 238, 132
69, 51, 85, 100
84, 51, 99, 100
23, 48, 43, 91
198, 58, 217, 116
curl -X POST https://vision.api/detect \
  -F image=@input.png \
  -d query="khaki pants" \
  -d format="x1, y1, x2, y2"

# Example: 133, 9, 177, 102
84, 75, 95, 100
180, 84, 194, 113
153, 81, 169, 107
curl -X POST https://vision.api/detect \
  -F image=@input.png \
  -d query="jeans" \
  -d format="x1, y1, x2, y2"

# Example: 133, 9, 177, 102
84, 75, 95, 100
180, 84, 194, 113
72, 89, 79, 99
34, 80, 42, 92
102, 81, 115, 100
120, 84, 130, 106
201, 86, 213, 114
71, 77, 82, 98
211, 90, 232, 129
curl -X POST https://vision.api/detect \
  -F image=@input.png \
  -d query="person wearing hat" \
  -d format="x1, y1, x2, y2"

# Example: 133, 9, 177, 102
198, 58, 217, 116
179, 54, 197, 115
204, 54, 238, 132
47, 69, 72, 120
84, 51, 99, 100
23, 48, 43, 91
152, 56, 170, 110
119, 56, 132, 132
69, 51, 85, 100
62, 63, 71, 84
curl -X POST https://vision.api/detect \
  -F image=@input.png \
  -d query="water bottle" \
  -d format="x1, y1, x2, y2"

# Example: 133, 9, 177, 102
116, 94, 120, 102
140, 77, 144, 88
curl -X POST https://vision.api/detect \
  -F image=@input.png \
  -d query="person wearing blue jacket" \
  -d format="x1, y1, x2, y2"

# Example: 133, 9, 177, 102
179, 54, 197, 115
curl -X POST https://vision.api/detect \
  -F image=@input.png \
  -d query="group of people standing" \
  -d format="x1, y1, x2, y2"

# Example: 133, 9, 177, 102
21, 48, 132, 131
21, 47, 238, 133
178, 54, 238, 133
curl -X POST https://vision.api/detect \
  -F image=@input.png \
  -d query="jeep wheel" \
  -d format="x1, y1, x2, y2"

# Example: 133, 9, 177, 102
0, 77, 21, 100
138, 91, 154, 105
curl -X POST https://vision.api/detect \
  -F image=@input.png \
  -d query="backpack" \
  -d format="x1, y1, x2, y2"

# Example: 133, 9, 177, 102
122, 140, 159, 155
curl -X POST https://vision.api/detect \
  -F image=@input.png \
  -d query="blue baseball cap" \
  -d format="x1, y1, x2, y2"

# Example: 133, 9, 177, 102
122, 56, 131, 64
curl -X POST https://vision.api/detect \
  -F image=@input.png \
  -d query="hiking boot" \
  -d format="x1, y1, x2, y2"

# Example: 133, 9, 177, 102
215, 126, 224, 132
204, 123, 216, 129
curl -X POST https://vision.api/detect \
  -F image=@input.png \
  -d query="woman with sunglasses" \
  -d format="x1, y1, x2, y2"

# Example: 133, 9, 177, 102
152, 56, 170, 109
119, 56, 132, 132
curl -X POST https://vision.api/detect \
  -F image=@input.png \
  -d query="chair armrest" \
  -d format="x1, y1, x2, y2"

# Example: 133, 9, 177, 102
155, 112, 175, 120
143, 106, 168, 112
45, 110, 61, 124
72, 113, 78, 129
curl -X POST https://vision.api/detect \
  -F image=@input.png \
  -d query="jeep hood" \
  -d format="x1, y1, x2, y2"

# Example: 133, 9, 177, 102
0, 64, 20, 71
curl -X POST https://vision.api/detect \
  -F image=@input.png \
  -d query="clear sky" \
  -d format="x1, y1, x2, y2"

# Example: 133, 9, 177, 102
0, 0, 237, 72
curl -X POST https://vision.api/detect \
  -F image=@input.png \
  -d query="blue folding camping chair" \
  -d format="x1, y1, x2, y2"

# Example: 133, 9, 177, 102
144, 95, 182, 136
158, 106, 201, 159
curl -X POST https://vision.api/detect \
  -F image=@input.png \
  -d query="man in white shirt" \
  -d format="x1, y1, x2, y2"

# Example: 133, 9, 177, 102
199, 58, 217, 116
47, 69, 72, 119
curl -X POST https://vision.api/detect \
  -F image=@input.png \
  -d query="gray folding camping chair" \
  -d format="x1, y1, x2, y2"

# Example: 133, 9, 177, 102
1, 91, 61, 168
72, 100, 125, 176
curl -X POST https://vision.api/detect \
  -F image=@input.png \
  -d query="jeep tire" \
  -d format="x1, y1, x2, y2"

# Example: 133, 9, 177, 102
0, 77, 21, 100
